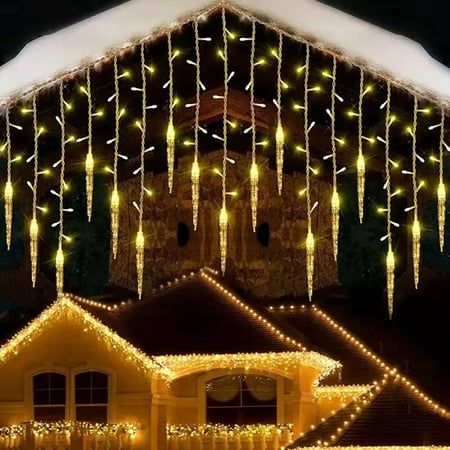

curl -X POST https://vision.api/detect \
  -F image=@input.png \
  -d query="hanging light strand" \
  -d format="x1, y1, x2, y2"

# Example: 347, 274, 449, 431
56, 84, 66, 297
136, 43, 147, 299
4, 107, 13, 251
166, 33, 175, 194
275, 33, 284, 195
111, 56, 120, 259
411, 97, 420, 289
437, 109, 446, 253
191, 19, 201, 231
219, 7, 229, 275
85, 67, 94, 222
249, 20, 258, 232
330, 56, 340, 261
304, 45, 314, 302
30, 95, 39, 287
384, 83, 395, 319
356, 68, 366, 223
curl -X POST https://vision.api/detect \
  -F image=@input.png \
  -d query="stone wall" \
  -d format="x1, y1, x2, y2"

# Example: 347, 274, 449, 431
109, 150, 337, 300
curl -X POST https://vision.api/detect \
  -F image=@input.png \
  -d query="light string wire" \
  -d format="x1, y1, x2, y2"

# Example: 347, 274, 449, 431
304, 45, 314, 302
437, 109, 446, 252
191, 19, 201, 231
275, 33, 284, 195
385, 82, 395, 319
4, 106, 13, 250
56, 83, 66, 297
357, 68, 366, 223
330, 56, 340, 261
111, 56, 120, 259
249, 19, 258, 232
136, 43, 147, 299
219, 6, 229, 275
411, 97, 420, 289
30, 94, 39, 287
85, 67, 94, 221
166, 32, 176, 194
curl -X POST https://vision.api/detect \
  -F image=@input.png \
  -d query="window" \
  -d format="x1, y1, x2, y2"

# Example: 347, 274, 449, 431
206, 374, 277, 425
177, 222, 190, 247
256, 222, 270, 247
33, 372, 66, 421
75, 371, 108, 423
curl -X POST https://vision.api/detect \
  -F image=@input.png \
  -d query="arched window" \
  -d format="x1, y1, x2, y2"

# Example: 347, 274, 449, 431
75, 371, 108, 423
206, 374, 277, 424
33, 372, 66, 421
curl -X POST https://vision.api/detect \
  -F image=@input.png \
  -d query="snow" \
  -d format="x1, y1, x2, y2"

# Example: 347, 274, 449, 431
0, 0, 449, 104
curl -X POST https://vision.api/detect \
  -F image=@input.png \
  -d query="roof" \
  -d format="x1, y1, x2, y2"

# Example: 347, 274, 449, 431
289, 377, 450, 447
0, 0, 449, 106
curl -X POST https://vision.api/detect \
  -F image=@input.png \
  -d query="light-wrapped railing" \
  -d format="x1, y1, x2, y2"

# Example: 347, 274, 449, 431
0, 421, 138, 450
167, 424, 293, 450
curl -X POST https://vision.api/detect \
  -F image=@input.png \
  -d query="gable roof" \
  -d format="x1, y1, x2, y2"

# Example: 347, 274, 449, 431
0, 0, 449, 106
290, 377, 450, 447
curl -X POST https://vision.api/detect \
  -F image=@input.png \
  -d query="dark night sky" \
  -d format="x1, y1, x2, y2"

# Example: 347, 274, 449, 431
0, 0, 449, 67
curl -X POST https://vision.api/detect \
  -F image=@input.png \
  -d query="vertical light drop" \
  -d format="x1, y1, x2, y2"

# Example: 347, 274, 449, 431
249, 20, 258, 232
4, 108, 13, 251
356, 69, 366, 224
191, 19, 201, 231
219, 7, 229, 275
166, 33, 176, 194
437, 109, 446, 253
85, 67, 94, 221
275, 34, 284, 195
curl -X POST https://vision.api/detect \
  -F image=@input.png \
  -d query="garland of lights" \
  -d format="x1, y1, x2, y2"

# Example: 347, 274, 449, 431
437, 109, 446, 252
56, 84, 67, 297
356, 69, 366, 224
191, 19, 201, 231
275, 33, 285, 195
219, 7, 229, 275
4, 107, 13, 251
249, 20, 259, 232
383, 83, 395, 319
303, 45, 315, 302
136, 44, 147, 299
330, 57, 340, 261
111, 57, 121, 259
166, 32, 176, 194
410, 97, 421, 289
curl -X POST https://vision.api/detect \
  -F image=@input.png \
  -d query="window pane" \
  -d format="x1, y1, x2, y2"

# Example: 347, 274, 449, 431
75, 372, 91, 388
33, 372, 66, 406
50, 389, 66, 405
49, 373, 66, 389
34, 390, 49, 406
34, 406, 65, 421
76, 406, 107, 423
33, 373, 50, 390
92, 372, 108, 388
75, 388, 91, 405
92, 388, 108, 404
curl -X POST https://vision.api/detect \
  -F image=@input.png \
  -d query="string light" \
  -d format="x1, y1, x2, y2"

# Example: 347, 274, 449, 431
303, 45, 314, 301
56, 83, 67, 298
384, 83, 395, 319
249, 20, 258, 232
83, 68, 94, 221
166, 33, 176, 193
219, 7, 229, 275
111, 56, 120, 259
191, 19, 201, 231
410, 97, 420, 289
357, 68, 366, 223
437, 109, 446, 252
4, 107, 13, 250
330, 57, 340, 261
136, 43, 147, 299
30, 94, 40, 287
275, 34, 285, 195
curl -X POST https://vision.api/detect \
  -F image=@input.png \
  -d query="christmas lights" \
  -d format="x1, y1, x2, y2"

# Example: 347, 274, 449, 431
4, 108, 13, 250
191, 19, 201, 230
249, 20, 259, 231
437, 109, 446, 252
329, 57, 340, 261
83, 68, 94, 221
356, 69, 366, 223
166, 33, 176, 193
410, 97, 420, 289
219, 7, 229, 275
136, 43, 147, 299
275, 34, 285, 195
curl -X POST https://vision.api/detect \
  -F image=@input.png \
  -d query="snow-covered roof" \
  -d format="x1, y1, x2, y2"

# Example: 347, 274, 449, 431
0, 0, 449, 107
